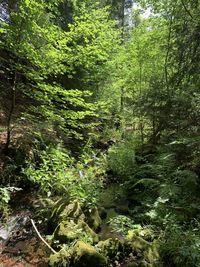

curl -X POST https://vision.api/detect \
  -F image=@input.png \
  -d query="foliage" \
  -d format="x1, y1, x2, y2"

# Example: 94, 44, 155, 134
0, 186, 21, 216
0, 0, 120, 147
23, 145, 105, 208
160, 222, 200, 267
108, 215, 136, 235
107, 140, 136, 179
2, 1, 200, 266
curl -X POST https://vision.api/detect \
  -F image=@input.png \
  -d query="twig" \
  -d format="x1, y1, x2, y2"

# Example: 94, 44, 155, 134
31, 219, 56, 254
180, 0, 194, 20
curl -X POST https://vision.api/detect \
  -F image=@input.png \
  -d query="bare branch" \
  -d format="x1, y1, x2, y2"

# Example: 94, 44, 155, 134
31, 219, 56, 254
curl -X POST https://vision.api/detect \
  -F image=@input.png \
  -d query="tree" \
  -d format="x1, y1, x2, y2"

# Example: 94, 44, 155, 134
0, 0, 119, 150
99, 16, 168, 143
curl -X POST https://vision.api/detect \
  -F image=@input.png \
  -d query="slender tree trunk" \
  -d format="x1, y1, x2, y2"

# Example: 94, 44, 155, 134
4, 72, 17, 151
139, 62, 144, 146
120, 88, 124, 113
120, 0, 125, 114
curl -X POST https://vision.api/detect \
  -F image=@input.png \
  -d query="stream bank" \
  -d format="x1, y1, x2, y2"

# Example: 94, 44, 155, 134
0, 187, 160, 267
0, 191, 50, 266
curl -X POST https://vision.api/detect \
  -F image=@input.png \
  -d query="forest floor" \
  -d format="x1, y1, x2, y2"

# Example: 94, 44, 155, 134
0, 192, 50, 267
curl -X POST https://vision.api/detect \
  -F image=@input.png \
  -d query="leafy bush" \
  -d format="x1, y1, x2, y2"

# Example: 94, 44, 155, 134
160, 222, 200, 267
108, 215, 136, 235
107, 141, 136, 179
0, 187, 21, 217
23, 145, 105, 208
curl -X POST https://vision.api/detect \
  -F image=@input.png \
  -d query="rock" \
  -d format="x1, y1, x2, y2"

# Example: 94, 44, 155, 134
54, 220, 80, 243
126, 263, 139, 267
72, 241, 107, 267
98, 207, 107, 220
97, 238, 123, 258
87, 207, 102, 231
49, 248, 70, 267
139, 228, 155, 242
78, 220, 99, 243
125, 231, 150, 250
51, 200, 100, 244
54, 219, 99, 244
50, 197, 70, 228
59, 200, 85, 222
125, 230, 160, 266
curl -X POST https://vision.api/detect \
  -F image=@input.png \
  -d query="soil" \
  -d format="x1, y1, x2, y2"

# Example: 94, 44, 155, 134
0, 192, 51, 267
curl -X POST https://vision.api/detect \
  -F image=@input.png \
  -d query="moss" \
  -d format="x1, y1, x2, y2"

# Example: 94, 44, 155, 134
77, 220, 99, 243
87, 207, 102, 231
59, 200, 85, 222
97, 238, 123, 258
50, 197, 69, 228
125, 230, 160, 266
49, 248, 70, 267
72, 241, 107, 267
54, 219, 99, 244
126, 263, 139, 267
54, 220, 80, 243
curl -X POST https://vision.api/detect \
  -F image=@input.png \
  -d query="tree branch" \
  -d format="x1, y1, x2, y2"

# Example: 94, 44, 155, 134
31, 219, 57, 254
181, 0, 194, 19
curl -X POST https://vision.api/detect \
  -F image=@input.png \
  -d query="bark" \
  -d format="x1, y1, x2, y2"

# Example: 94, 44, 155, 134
4, 71, 17, 152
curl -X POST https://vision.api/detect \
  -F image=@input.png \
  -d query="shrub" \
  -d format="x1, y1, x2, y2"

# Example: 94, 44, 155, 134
107, 141, 136, 179
160, 223, 200, 267
0, 186, 21, 217
23, 144, 105, 208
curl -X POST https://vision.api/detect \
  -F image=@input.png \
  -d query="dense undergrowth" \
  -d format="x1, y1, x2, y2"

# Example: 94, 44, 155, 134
1, 131, 200, 267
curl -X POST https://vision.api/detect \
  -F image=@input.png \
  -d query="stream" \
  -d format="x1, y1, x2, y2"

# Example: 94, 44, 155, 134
0, 192, 50, 266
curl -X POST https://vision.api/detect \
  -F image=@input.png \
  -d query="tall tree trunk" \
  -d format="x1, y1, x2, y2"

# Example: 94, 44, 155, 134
4, 71, 17, 152
120, 0, 125, 114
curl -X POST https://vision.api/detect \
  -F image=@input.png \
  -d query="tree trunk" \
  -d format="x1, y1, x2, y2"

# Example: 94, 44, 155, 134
4, 72, 17, 152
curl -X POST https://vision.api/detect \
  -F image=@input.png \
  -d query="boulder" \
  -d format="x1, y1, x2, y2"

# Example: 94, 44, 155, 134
97, 238, 123, 258
126, 263, 139, 267
50, 197, 70, 228
87, 207, 102, 231
49, 248, 70, 267
125, 230, 160, 266
72, 241, 107, 267
54, 219, 99, 244
59, 200, 85, 222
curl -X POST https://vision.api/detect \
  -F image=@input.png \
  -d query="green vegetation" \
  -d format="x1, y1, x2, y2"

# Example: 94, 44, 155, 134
1, 0, 200, 266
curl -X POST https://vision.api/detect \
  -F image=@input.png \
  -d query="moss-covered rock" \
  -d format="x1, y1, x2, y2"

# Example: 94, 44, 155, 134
59, 200, 85, 222
97, 238, 123, 258
78, 220, 99, 243
51, 199, 101, 245
49, 248, 70, 267
54, 220, 80, 243
126, 262, 139, 267
125, 231, 150, 251
54, 219, 99, 244
50, 197, 70, 229
50, 199, 85, 228
125, 230, 160, 266
87, 207, 102, 231
72, 241, 107, 267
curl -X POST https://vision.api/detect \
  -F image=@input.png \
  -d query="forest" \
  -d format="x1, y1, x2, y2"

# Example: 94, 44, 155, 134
0, 0, 200, 266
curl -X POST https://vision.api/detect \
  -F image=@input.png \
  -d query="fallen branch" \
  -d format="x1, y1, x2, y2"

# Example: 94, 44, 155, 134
31, 219, 56, 254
